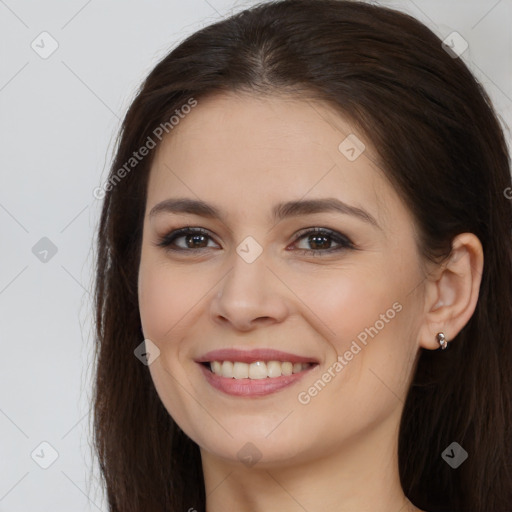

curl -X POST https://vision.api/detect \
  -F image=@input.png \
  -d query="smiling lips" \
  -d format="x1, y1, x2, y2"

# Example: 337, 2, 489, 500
196, 348, 319, 397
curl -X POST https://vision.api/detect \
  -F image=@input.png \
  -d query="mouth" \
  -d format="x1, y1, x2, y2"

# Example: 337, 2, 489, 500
196, 348, 319, 397
201, 360, 315, 378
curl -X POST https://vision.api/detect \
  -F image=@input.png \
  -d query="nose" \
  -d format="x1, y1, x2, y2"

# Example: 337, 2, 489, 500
210, 248, 289, 332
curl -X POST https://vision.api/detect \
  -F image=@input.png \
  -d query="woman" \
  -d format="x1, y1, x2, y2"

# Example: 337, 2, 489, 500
92, 1, 512, 510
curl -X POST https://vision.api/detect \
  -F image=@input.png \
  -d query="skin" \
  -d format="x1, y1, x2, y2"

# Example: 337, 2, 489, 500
137, 91, 484, 512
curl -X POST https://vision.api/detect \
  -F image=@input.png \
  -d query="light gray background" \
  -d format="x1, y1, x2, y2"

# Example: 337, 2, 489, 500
0, 0, 510, 510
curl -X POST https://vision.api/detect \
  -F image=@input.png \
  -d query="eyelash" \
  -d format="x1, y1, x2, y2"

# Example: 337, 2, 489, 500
156, 226, 354, 256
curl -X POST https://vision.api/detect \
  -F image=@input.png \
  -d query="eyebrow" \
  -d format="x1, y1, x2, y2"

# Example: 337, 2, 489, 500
149, 197, 380, 228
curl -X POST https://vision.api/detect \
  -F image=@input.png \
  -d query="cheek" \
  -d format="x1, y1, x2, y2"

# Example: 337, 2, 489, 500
138, 263, 172, 340
289, 262, 404, 353
327, 278, 387, 335
314, 244, 422, 351
292, 259, 418, 395
138, 255, 206, 342
138, 256, 209, 442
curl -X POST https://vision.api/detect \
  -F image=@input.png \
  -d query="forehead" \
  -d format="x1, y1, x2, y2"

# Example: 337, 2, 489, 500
156, 92, 371, 172
147, 92, 400, 230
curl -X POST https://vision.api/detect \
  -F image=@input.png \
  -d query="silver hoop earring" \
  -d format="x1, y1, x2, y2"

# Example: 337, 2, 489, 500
436, 332, 448, 350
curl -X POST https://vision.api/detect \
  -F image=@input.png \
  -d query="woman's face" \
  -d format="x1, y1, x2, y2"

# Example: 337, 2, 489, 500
138, 92, 428, 467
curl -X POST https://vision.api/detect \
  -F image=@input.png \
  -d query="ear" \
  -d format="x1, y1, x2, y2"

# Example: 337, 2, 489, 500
418, 233, 484, 350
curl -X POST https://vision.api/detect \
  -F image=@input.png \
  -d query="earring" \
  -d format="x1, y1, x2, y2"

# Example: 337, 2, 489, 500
436, 332, 448, 350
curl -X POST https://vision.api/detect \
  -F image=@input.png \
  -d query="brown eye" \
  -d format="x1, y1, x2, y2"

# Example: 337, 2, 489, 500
291, 228, 354, 255
157, 227, 219, 251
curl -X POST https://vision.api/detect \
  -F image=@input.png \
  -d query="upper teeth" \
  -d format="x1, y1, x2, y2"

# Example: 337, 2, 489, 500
209, 360, 312, 379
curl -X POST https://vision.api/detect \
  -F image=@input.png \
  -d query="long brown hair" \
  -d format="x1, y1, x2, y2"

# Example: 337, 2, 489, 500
92, 1, 512, 510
